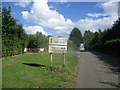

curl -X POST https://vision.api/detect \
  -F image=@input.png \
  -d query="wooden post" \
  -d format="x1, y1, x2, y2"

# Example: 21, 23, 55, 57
63, 53, 65, 67
50, 53, 52, 67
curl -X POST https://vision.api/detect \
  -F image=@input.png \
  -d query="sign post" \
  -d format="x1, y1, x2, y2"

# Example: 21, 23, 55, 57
63, 53, 65, 67
48, 37, 68, 67
50, 53, 52, 67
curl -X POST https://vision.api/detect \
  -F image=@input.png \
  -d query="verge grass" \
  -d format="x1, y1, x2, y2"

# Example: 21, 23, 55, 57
2, 53, 78, 88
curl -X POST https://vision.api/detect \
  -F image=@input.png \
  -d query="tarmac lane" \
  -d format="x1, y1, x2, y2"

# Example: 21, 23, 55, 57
76, 51, 119, 88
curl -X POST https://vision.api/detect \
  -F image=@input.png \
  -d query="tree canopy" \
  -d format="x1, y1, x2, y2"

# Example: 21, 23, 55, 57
27, 32, 49, 49
83, 18, 120, 56
69, 27, 83, 50
2, 7, 27, 56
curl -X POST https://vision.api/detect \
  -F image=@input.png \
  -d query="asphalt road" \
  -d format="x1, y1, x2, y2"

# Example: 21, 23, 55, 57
75, 51, 119, 88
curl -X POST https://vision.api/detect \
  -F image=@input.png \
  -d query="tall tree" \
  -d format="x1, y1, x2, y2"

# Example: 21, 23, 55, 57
83, 30, 94, 49
69, 28, 83, 49
2, 7, 27, 56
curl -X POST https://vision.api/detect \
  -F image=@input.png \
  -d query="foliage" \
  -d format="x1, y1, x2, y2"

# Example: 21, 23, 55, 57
69, 28, 83, 50
84, 18, 120, 56
67, 40, 77, 51
27, 32, 49, 51
2, 7, 27, 57
104, 39, 120, 56
83, 30, 95, 49
0, 3, 2, 58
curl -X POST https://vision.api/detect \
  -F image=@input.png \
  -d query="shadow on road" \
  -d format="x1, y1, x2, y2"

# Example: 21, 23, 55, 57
98, 81, 119, 88
90, 51, 119, 73
22, 63, 46, 67
97, 70, 118, 74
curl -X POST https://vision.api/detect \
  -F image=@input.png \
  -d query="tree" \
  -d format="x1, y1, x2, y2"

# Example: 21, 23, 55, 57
27, 32, 49, 50
69, 28, 83, 49
67, 40, 76, 51
27, 35, 38, 49
2, 7, 27, 56
83, 30, 94, 49
83, 17, 120, 56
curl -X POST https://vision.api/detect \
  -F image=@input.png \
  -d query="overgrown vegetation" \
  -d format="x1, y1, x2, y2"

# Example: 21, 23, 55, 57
84, 18, 120, 56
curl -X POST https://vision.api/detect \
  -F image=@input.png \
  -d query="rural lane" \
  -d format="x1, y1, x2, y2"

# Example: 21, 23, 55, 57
74, 51, 119, 88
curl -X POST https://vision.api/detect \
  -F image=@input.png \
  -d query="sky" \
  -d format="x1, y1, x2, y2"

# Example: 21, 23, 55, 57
2, 0, 119, 37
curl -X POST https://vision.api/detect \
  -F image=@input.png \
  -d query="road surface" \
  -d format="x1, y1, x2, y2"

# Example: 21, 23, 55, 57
75, 51, 119, 88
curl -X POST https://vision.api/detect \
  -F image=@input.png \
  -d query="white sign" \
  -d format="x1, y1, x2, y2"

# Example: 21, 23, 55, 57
49, 37, 68, 53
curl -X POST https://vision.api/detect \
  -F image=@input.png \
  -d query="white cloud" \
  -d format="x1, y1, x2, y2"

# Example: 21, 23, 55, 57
76, 17, 116, 33
24, 26, 49, 35
76, 0, 119, 33
22, 0, 75, 36
21, 0, 119, 36
98, 0, 118, 17
15, 0, 32, 7
49, 5, 55, 9
87, 13, 109, 18
87, 0, 118, 18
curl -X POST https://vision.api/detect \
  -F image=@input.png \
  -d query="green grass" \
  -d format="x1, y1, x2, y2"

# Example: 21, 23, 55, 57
2, 53, 78, 88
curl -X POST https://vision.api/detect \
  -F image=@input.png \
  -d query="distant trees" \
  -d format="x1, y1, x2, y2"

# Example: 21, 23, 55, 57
69, 28, 83, 50
2, 7, 27, 57
83, 18, 120, 56
27, 34, 39, 49
27, 32, 49, 50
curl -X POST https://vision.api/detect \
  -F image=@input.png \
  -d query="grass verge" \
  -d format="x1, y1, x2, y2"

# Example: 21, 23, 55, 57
2, 53, 78, 88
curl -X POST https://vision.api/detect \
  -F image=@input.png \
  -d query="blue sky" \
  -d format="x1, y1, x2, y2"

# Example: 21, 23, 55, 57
2, 0, 118, 37
2, 2, 37, 26
2, 2, 104, 23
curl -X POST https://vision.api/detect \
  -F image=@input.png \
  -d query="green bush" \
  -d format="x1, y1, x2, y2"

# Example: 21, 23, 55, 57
2, 7, 27, 57
104, 39, 120, 56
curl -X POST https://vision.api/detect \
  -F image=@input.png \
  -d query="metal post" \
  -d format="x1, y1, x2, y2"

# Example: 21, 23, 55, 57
63, 53, 65, 67
50, 53, 52, 67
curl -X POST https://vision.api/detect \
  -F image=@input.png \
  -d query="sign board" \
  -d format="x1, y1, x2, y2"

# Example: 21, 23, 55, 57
49, 37, 68, 53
